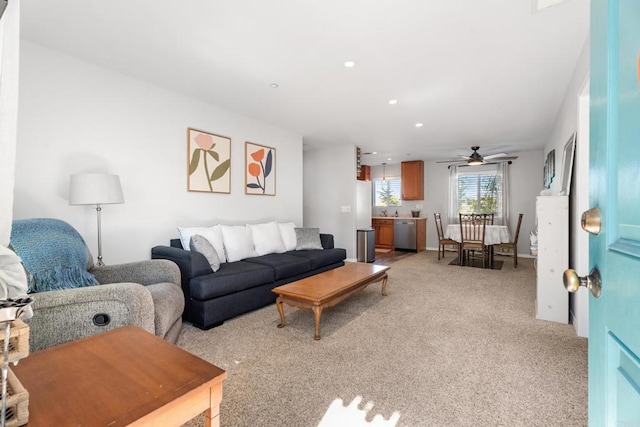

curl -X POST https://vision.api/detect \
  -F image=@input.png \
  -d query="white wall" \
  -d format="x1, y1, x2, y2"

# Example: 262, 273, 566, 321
303, 145, 358, 259
14, 42, 304, 264
0, 1, 20, 246
369, 151, 542, 256
543, 36, 590, 337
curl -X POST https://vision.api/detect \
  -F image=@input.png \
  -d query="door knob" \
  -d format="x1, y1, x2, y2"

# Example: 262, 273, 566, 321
563, 268, 602, 298
581, 207, 601, 235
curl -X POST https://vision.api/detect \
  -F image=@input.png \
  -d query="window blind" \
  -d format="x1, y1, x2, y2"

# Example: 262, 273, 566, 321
457, 170, 503, 218
373, 178, 402, 207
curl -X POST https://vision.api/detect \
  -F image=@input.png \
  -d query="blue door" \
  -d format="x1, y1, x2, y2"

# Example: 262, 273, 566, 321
589, 0, 640, 424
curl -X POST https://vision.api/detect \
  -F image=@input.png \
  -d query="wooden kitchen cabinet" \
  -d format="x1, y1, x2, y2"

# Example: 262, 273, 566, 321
401, 160, 424, 200
357, 165, 370, 181
372, 218, 394, 249
416, 218, 427, 252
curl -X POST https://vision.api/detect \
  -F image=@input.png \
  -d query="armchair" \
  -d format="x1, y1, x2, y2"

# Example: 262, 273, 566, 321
10, 218, 184, 351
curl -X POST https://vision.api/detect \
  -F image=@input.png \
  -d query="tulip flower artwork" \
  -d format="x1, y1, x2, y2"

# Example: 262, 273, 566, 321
245, 142, 275, 195
187, 128, 231, 193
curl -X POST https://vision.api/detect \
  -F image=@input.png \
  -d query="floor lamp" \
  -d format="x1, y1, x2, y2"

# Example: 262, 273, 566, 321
69, 173, 124, 266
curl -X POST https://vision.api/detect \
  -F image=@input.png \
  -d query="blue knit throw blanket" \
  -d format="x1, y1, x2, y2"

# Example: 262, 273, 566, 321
10, 218, 99, 293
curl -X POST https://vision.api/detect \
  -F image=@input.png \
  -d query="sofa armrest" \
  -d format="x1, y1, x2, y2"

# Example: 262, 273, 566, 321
320, 234, 335, 249
151, 245, 213, 287
25, 283, 155, 351
90, 259, 180, 287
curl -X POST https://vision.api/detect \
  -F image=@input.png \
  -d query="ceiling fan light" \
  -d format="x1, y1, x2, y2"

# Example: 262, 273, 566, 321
468, 159, 483, 166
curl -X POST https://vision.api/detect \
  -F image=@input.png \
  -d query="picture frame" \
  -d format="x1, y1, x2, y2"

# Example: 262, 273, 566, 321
187, 128, 231, 193
245, 142, 276, 195
559, 132, 577, 196
543, 148, 556, 189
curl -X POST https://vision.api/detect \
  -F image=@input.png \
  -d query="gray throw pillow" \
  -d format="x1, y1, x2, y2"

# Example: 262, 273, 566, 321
190, 234, 220, 272
294, 227, 323, 250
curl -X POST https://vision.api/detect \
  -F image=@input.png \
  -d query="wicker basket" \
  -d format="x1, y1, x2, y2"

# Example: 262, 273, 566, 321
0, 320, 29, 363
0, 368, 29, 427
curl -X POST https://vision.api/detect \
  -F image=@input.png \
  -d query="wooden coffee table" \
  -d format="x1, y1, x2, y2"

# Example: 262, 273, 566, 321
12, 325, 226, 427
273, 262, 390, 340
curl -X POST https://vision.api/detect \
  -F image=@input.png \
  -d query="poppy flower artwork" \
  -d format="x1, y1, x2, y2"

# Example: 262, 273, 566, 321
245, 142, 276, 195
187, 128, 231, 193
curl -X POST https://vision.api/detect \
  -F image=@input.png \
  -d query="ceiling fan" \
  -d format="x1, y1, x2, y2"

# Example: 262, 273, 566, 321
436, 146, 518, 166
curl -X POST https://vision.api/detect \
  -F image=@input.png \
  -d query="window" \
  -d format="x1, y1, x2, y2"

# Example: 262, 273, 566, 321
373, 178, 402, 207
456, 169, 503, 219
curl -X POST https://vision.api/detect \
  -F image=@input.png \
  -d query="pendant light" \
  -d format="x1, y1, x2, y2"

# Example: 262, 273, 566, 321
382, 163, 387, 181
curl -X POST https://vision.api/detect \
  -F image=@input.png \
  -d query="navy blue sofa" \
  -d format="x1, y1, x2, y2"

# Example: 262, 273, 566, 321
151, 234, 346, 329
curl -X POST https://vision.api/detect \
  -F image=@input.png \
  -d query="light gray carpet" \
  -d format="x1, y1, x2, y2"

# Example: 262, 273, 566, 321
179, 251, 587, 427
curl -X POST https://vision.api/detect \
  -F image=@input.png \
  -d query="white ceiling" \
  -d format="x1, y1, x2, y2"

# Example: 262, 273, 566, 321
20, 0, 589, 164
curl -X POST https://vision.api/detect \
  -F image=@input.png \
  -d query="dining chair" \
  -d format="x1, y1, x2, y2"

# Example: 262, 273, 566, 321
434, 213, 459, 260
459, 213, 489, 268
495, 213, 524, 267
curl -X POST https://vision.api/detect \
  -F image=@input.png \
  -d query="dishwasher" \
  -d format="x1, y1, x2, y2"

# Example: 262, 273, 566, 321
394, 219, 417, 251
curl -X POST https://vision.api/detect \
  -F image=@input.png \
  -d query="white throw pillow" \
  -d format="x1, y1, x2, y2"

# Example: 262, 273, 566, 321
189, 234, 221, 272
248, 222, 286, 256
220, 225, 258, 262
278, 222, 298, 251
177, 225, 226, 263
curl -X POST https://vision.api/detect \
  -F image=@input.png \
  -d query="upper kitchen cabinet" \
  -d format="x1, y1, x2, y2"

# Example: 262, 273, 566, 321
401, 160, 424, 200
357, 165, 370, 181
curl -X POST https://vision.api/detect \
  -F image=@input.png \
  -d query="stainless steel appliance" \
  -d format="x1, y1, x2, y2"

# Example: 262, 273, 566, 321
357, 228, 375, 263
394, 219, 417, 251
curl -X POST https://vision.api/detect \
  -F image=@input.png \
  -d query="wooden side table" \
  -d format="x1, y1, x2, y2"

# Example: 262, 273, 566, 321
12, 325, 226, 427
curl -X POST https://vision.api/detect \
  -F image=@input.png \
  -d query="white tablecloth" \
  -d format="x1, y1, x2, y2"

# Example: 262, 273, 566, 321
445, 224, 511, 246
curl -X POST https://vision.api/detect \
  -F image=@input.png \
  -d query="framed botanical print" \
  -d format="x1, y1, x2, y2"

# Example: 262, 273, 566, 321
559, 132, 576, 196
245, 142, 275, 195
187, 128, 231, 193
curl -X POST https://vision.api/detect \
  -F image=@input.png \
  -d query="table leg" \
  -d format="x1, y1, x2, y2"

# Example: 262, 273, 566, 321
312, 305, 323, 340
276, 297, 286, 328
205, 382, 223, 427
204, 405, 220, 427
381, 274, 389, 296
489, 246, 494, 269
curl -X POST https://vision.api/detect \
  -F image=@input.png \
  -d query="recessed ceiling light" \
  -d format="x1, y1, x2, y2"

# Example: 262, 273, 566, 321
387, 157, 392, 161
270, 83, 279, 88
388, 99, 398, 105
344, 60, 356, 68
415, 123, 424, 128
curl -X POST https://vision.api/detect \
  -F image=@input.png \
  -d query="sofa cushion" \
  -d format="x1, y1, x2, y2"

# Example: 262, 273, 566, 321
278, 222, 298, 251
189, 261, 275, 300
244, 254, 312, 281
294, 227, 323, 250
189, 234, 220, 272
177, 225, 226, 263
220, 225, 258, 262
288, 248, 347, 270
248, 222, 286, 256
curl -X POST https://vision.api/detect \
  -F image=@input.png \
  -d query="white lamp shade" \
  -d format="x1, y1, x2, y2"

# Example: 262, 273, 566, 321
69, 173, 124, 205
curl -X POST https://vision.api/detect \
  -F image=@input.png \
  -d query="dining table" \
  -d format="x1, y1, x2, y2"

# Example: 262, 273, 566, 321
445, 224, 512, 268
